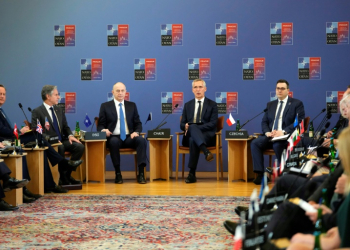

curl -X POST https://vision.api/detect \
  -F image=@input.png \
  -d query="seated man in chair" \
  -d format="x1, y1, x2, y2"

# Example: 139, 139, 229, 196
180, 78, 218, 183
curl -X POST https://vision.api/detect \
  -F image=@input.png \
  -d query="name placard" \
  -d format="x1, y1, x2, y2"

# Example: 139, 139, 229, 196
147, 129, 171, 139
225, 130, 249, 139
48, 136, 59, 144
84, 132, 106, 140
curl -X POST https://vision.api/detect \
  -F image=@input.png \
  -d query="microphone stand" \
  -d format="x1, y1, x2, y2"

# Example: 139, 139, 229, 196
310, 108, 326, 123
154, 104, 178, 130
240, 109, 267, 130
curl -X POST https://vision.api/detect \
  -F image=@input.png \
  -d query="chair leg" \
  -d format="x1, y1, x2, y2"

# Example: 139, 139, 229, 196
269, 155, 272, 168
176, 151, 179, 181
182, 154, 185, 179
216, 152, 219, 181
134, 155, 138, 179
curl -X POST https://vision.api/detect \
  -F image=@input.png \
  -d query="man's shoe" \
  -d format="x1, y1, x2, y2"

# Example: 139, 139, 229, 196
52, 185, 68, 193
265, 167, 273, 174
235, 206, 249, 216
3, 178, 29, 192
223, 220, 238, 235
23, 194, 36, 203
115, 173, 123, 184
67, 160, 83, 171
137, 173, 146, 184
253, 174, 263, 185
23, 187, 42, 200
59, 175, 71, 185
185, 173, 197, 183
204, 151, 214, 162
0, 199, 19, 211
69, 176, 82, 185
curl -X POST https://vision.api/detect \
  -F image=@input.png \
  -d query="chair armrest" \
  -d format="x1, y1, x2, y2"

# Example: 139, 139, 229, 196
175, 132, 185, 135
140, 133, 146, 138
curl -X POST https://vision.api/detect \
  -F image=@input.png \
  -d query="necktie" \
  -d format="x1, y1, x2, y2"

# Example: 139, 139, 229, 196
273, 101, 283, 130
50, 107, 62, 141
119, 103, 126, 141
196, 101, 202, 123
0, 108, 13, 129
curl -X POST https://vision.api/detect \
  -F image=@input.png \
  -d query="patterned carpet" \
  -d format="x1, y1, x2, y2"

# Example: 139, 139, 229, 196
0, 195, 249, 249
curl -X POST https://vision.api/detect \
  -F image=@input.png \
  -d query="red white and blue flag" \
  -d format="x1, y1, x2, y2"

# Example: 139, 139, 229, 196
36, 119, 43, 134
45, 117, 50, 131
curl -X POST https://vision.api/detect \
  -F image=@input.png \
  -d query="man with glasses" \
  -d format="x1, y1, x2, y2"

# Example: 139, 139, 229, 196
180, 78, 218, 183
250, 79, 305, 185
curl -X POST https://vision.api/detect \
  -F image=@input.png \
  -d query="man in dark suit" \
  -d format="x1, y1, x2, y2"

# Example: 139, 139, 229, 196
251, 79, 305, 185
180, 78, 218, 183
31, 85, 84, 186
97, 82, 147, 184
0, 84, 71, 195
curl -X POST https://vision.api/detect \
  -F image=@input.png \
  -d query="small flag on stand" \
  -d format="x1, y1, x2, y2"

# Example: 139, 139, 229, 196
299, 119, 304, 134
36, 119, 43, 134
226, 113, 236, 126
13, 123, 18, 139
145, 112, 152, 124
293, 113, 298, 128
45, 117, 50, 131
84, 114, 92, 127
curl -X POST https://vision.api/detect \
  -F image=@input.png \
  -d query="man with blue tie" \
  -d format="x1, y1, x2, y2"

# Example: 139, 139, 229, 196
180, 78, 218, 183
251, 79, 305, 185
97, 82, 147, 184
31, 85, 84, 186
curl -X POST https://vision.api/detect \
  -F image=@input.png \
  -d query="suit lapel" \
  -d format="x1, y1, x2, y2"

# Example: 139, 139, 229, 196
201, 97, 209, 121
40, 104, 54, 128
282, 98, 292, 120
189, 99, 196, 122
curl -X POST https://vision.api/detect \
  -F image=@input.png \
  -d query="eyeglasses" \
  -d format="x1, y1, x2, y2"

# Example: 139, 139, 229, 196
276, 87, 287, 91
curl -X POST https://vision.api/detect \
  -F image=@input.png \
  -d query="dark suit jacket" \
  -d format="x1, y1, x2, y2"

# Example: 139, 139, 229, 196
97, 100, 142, 134
180, 97, 218, 139
261, 97, 305, 134
0, 108, 14, 140
31, 104, 73, 140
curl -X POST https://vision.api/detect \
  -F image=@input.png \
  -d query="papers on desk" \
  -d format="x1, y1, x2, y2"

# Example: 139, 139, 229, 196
271, 134, 290, 141
289, 160, 315, 175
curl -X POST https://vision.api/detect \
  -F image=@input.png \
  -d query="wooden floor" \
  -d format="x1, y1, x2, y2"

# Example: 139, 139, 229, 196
69, 174, 273, 197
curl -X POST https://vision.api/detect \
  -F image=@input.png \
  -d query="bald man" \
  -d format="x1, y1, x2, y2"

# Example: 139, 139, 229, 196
97, 82, 147, 184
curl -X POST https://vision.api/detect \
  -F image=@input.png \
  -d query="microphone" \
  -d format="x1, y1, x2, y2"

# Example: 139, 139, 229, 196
18, 103, 30, 126
240, 108, 268, 130
28, 107, 32, 112
91, 117, 98, 132
310, 108, 326, 123
154, 104, 179, 130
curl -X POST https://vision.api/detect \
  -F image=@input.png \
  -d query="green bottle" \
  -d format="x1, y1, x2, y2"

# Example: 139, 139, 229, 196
313, 234, 321, 250
235, 119, 241, 131
330, 137, 336, 160
74, 121, 80, 139
329, 162, 335, 173
321, 188, 329, 208
314, 207, 326, 235
309, 121, 314, 138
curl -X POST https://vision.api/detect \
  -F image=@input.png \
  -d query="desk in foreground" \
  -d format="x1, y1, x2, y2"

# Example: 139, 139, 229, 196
148, 137, 172, 182
1, 155, 23, 206
82, 139, 107, 183
226, 137, 255, 182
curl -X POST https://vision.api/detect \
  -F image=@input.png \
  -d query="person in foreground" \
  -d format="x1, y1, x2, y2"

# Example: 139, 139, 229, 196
287, 127, 350, 250
180, 78, 218, 183
31, 85, 84, 186
251, 79, 305, 185
98, 82, 147, 184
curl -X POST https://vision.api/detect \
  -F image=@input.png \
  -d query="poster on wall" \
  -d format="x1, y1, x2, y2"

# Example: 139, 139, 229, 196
57, 92, 76, 114
188, 58, 211, 80
326, 91, 345, 113
80, 59, 103, 81
270, 23, 293, 45
107, 24, 129, 46
298, 57, 321, 80
54, 25, 75, 47
215, 92, 238, 114
107, 92, 129, 101
161, 24, 183, 46
242, 58, 265, 80
215, 23, 238, 46
134, 58, 156, 81
326, 22, 349, 44
270, 91, 293, 101
161, 92, 183, 114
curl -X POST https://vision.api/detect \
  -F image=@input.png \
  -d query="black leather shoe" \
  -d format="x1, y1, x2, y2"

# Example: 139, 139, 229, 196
23, 187, 42, 200
0, 199, 19, 211
204, 151, 214, 162
235, 206, 249, 216
69, 176, 82, 185
68, 160, 83, 171
59, 175, 71, 185
51, 185, 68, 193
253, 174, 263, 185
115, 173, 123, 184
23, 194, 36, 203
185, 173, 197, 183
223, 220, 238, 235
137, 173, 146, 184
3, 178, 29, 192
265, 167, 273, 174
